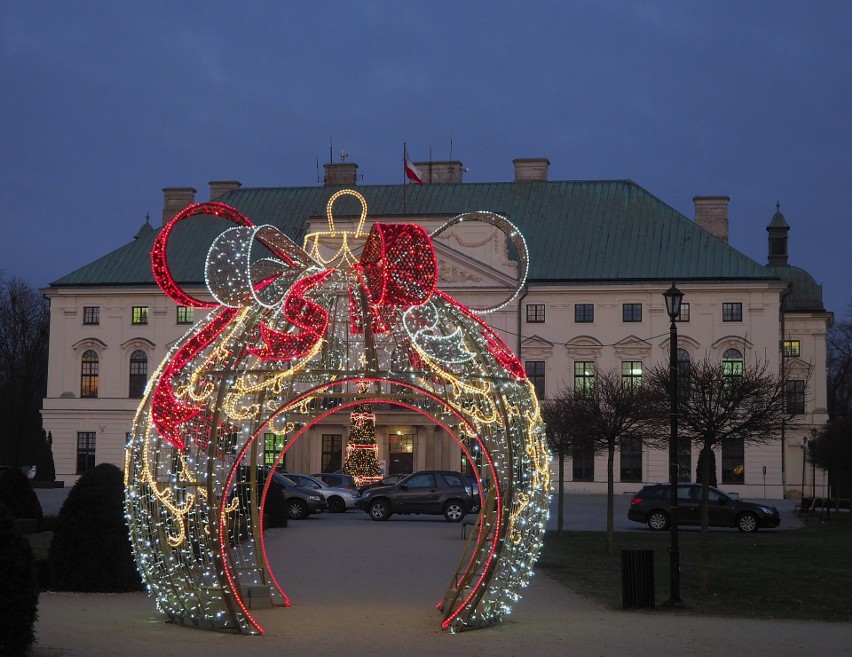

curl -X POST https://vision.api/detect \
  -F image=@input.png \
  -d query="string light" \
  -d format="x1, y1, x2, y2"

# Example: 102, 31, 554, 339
125, 192, 550, 635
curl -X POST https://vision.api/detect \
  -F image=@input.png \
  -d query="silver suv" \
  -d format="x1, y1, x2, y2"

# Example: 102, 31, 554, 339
283, 473, 362, 513
360, 470, 478, 522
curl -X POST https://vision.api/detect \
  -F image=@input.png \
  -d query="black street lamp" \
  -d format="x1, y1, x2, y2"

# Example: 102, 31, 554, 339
810, 427, 818, 501
663, 282, 684, 606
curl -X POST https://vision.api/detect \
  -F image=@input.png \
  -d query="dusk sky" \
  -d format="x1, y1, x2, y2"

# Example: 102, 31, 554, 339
2, 2, 850, 316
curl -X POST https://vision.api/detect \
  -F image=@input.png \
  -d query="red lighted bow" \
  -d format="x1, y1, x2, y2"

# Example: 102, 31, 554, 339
148, 203, 441, 449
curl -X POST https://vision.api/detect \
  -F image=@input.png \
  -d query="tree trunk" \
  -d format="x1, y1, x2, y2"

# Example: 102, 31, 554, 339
699, 442, 711, 592
556, 442, 565, 532
607, 441, 615, 555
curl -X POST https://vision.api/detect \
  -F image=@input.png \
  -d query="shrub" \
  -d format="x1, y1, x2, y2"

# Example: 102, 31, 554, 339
0, 503, 39, 657
0, 467, 43, 525
48, 463, 143, 592
34, 430, 57, 483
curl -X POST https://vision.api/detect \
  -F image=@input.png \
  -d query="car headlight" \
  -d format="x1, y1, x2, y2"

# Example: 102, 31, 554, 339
309, 495, 322, 502
757, 506, 776, 514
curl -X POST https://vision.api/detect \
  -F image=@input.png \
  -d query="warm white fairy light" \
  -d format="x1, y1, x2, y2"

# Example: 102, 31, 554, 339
125, 193, 550, 636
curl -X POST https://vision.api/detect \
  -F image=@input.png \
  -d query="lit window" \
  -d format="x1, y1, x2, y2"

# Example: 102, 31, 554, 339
574, 361, 595, 392
783, 340, 800, 357
621, 361, 643, 388
132, 306, 149, 325
722, 348, 744, 379
83, 306, 100, 325
264, 433, 287, 467
526, 304, 545, 323
721, 436, 744, 483
81, 350, 99, 398
622, 303, 642, 322
722, 302, 743, 322
129, 350, 148, 398
177, 306, 194, 324
574, 304, 594, 323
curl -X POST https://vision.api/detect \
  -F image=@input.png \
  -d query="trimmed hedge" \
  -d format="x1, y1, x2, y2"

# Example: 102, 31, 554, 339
0, 503, 39, 657
48, 463, 143, 592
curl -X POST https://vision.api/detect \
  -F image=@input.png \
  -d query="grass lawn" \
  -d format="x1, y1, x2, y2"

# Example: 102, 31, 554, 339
538, 521, 852, 621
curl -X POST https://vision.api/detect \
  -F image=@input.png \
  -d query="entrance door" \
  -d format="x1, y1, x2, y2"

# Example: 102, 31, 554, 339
389, 433, 414, 475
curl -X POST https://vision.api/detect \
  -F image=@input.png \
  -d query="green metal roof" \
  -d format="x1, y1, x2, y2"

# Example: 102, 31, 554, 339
768, 264, 825, 312
51, 179, 784, 288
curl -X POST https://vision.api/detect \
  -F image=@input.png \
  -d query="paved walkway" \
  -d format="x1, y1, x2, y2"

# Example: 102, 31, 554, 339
30, 492, 850, 657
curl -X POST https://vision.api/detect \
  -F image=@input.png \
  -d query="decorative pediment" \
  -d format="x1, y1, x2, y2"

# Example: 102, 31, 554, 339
565, 335, 603, 358
433, 240, 518, 290
121, 337, 156, 355
614, 335, 651, 358
521, 335, 554, 359
785, 356, 813, 378
711, 335, 754, 354
72, 337, 107, 354
659, 334, 700, 352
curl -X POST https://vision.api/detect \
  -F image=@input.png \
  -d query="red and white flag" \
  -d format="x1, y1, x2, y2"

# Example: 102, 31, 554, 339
404, 147, 424, 185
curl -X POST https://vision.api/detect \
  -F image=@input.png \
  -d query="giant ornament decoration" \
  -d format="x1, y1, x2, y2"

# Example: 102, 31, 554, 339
124, 189, 551, 634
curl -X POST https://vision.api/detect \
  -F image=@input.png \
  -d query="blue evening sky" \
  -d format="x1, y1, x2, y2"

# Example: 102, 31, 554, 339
2, 2, 850, 315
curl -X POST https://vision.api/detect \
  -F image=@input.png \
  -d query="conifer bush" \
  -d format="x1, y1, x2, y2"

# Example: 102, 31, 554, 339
48, 463, 143, 592
0, 467, 43, 525
0, 503, 39, 657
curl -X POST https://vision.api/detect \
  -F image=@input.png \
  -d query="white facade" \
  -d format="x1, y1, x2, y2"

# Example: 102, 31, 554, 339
42, 177, 831, 499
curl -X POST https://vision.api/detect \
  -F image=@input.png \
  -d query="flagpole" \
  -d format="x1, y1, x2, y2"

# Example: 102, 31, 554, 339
402, 142, 407, 215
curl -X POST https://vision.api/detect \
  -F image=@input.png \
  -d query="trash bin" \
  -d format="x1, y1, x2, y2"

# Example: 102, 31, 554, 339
621, 549, 655, 609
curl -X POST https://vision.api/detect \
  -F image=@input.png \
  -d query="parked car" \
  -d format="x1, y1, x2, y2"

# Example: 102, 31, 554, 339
627, 483, 781, 533
233, 467, 326, 520
311, 472, 358, 491
360, 470, 478, 522
359, 473, 407, 494
283, 473, 362, 513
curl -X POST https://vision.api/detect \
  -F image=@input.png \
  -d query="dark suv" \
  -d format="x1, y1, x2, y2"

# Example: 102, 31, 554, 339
361, 470, 479, 522
627, 483, 780, 533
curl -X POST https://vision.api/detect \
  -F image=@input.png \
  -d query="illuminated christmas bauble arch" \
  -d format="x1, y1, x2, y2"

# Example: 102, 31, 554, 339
124, 191, 550, 635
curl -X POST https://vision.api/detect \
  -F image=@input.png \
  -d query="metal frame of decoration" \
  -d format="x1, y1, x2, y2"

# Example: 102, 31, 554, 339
124, 190, 551, 634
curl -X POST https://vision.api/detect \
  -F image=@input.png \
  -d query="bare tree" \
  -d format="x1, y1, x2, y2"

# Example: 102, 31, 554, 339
0, 277, 50, 467
541, 396, 571, 533
649, 355, 793, 586
548, 369, 658, 553
827, 313, 852, 419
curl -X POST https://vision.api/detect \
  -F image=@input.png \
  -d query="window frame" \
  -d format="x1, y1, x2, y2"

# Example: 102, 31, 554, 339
675, 302, 690, 322
76, 431, 96, 474
783, 339, 801, 358
321, 433, 343, 472
621, 360, 643, 388
721, 436, 745, 484
176, 306, 195, 325
622, 303, 642, 322
128, 349, 148, 399
525, 360, 546, 399
574, 303, 594, 323
785, 379, 805, 415
574, 361, 595, 392
619, 435, 643, 482
572, 435, 595, 482
132, 306, 149, 325
80, 349, 99, 398
83, 306, 100, 325
722, 302, 743, 322
525, 303, 546, 323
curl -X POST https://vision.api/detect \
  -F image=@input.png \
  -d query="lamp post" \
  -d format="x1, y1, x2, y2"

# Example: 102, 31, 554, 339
663, 282, 684, 606
810, 427, 817, 501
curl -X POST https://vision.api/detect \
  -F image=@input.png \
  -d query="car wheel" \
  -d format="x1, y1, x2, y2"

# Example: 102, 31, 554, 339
369, 499, 391, 521
647, 510, 669, 531
328, 496, 345, 513
443, 500, 467, 523
287, 499, 308, 520
737, 512, 759, 533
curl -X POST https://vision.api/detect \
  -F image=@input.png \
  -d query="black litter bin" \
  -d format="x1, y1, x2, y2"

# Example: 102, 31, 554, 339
621, 549, 655, 609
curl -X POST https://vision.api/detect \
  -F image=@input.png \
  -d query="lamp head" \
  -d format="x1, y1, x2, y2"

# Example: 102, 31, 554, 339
663, 282, 684, 319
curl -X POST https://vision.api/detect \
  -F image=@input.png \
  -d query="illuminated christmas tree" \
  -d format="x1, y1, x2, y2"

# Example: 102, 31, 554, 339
343, 401, 382, 486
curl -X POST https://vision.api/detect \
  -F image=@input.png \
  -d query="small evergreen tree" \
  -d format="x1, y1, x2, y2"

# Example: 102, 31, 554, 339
0, 503, 39, 657
0, 466, 43, 523
34, 430, 56, 483
48, 463, 143, 592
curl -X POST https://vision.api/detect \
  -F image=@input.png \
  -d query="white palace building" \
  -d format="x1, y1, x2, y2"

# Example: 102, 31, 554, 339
42, 158, 831, 499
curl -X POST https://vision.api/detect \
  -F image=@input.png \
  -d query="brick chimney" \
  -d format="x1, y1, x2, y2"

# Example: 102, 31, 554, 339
162, 187, 196, 226
513, 158, 550, 181
693, 196, 730, 243
414, 161, 465, 184
323, 162, 358, 186
209, 180, 241, 200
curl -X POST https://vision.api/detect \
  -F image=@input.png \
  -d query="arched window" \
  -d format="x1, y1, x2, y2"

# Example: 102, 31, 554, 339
129, 349, 148, 398
722, 348, 744, 378
81, 349, 99, 398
